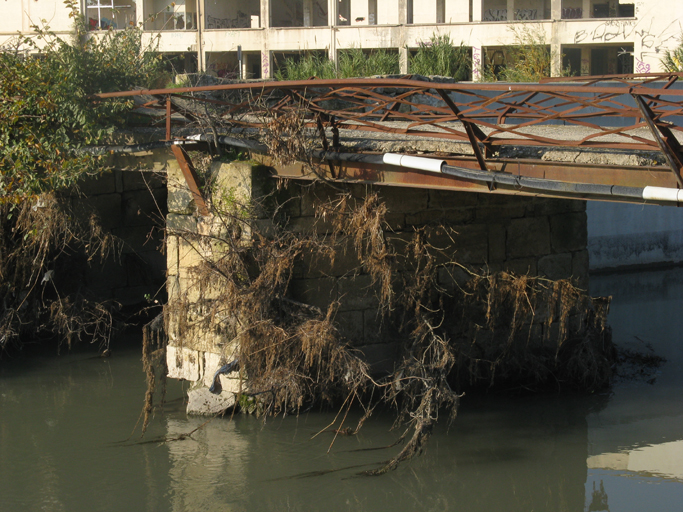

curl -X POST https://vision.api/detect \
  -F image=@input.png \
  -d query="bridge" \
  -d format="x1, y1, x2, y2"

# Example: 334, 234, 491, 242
92, 73, 683, 413
96, 72, 683, 210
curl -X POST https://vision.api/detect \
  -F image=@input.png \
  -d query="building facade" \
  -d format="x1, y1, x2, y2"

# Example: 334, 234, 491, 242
2, 1, 681, 79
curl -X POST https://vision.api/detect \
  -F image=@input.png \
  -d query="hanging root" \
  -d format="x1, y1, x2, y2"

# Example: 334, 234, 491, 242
0, 193, 119, 355
141, 312, 167, 436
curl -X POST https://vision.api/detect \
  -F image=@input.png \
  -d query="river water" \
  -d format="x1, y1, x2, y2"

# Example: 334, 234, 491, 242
1, 267, 683, 512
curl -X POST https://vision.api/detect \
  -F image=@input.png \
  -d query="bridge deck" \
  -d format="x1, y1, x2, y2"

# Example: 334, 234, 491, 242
96, 73, 683, 206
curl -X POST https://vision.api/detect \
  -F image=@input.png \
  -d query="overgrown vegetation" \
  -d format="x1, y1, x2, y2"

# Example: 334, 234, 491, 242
661, 34, 683, 72
483, 26, 571, 82
274, 48, 400, 80
409, 34, 470, 80
0, 3, 163, 354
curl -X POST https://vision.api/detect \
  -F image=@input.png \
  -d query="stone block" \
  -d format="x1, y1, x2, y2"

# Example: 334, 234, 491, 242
82, 193, 122, 230
475, 203, 527, 221
167, 213, 198, 234
288, 278, 338, 312
167, 345, 202, 381
450, 224, 488, 265
363, 309, 394, 345
359, 342, 399, 375
78, 170, 118, 196
538, 253, 573, 280
385, 213, 406, 231
121, 169, 165, 191
572, 250, 590, 289
208, 161, 253, 213
507, 216, 550, 259
186, 385, 236, 415
285, 216, 336, 235
379, 186, 429, 213
550, 212, 587, 253
488, 224, 506, 264
437, 265, 471, 293
505, 257, 537, 276
336, 275, 381, 311
301, 238, 360, 278
300, 184, 344, 216
122, 188, 167, 228
406, 208, 475, 226
177, 238, 206, 277
335, 310, 364, 344
167, 235, 179, 276
526, 197, 585, 217
429, 189, 478, 209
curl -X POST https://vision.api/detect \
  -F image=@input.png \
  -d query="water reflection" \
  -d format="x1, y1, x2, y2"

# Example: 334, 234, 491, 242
2, 267, 683, 511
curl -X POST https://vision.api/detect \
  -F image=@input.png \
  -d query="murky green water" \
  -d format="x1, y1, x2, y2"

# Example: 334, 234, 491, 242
2, 267, 683, 512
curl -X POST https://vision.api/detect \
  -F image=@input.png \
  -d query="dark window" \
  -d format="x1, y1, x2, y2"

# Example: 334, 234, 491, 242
592, 3, 609, 18
591, 48, 608, 75
618, 3, 635, 17
562, 48, 581, 76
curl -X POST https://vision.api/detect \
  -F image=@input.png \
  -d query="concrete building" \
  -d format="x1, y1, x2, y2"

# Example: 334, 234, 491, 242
2, 1, 682, 79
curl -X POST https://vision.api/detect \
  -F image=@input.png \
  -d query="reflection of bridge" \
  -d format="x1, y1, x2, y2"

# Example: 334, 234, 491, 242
97, 73, 683, 207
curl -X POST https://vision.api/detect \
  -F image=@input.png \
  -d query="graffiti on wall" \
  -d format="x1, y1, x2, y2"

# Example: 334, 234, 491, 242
635, 58, 651, 73
514, 9, 538, 21
472, 47, 482, 80
206, 11, 250, 29
573, 16, 682, 70
561, 7, 583, 19
262, 51, 270, 78
483, 9, 507, 22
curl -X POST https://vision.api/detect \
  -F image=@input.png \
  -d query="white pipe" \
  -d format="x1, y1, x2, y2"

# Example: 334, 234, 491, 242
383, 153, 445, 173
642, 186, 683, 203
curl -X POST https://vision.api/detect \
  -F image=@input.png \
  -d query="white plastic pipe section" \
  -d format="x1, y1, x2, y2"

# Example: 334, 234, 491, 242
382, 153, 446, 174
642, 186, 683, 203
382, 153, 683, 205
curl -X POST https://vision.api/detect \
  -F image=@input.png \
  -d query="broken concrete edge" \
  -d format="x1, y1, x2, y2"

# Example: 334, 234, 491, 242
168, 345, 241, 416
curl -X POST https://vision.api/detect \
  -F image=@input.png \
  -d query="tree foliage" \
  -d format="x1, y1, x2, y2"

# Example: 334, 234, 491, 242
0, 2, 162, 202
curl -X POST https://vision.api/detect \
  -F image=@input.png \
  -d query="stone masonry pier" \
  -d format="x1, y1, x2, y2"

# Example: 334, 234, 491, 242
163, 156, 589, 414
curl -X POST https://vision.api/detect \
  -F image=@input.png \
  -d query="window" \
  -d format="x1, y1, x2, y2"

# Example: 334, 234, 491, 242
86, 0, 136, 31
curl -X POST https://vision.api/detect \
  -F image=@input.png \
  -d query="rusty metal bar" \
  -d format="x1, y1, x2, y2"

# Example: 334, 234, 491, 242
93, 76, 683, 173
170, 145, 210, 216
165, 96, 172, 141
633, 94, 683, 188
436, 89, 490, 170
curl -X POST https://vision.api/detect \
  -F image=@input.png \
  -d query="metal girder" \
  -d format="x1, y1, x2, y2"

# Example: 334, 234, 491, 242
254, 152, 676, 197
170, 145, 209, 216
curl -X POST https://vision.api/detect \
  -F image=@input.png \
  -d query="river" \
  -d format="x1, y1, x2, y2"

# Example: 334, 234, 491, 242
1, 267, 682, 511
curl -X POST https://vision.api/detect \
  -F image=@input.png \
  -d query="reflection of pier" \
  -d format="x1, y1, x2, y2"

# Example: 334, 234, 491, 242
588, 439, 683, 481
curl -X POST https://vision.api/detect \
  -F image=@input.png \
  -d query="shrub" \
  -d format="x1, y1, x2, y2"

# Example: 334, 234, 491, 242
409, 34, 471, 80
338, 48, 400, 77
483, 26, 570, 82
661, 35, 683, 72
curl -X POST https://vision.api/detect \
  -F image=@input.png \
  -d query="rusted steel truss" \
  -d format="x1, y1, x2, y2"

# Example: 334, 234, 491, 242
96, 73, 683, 196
